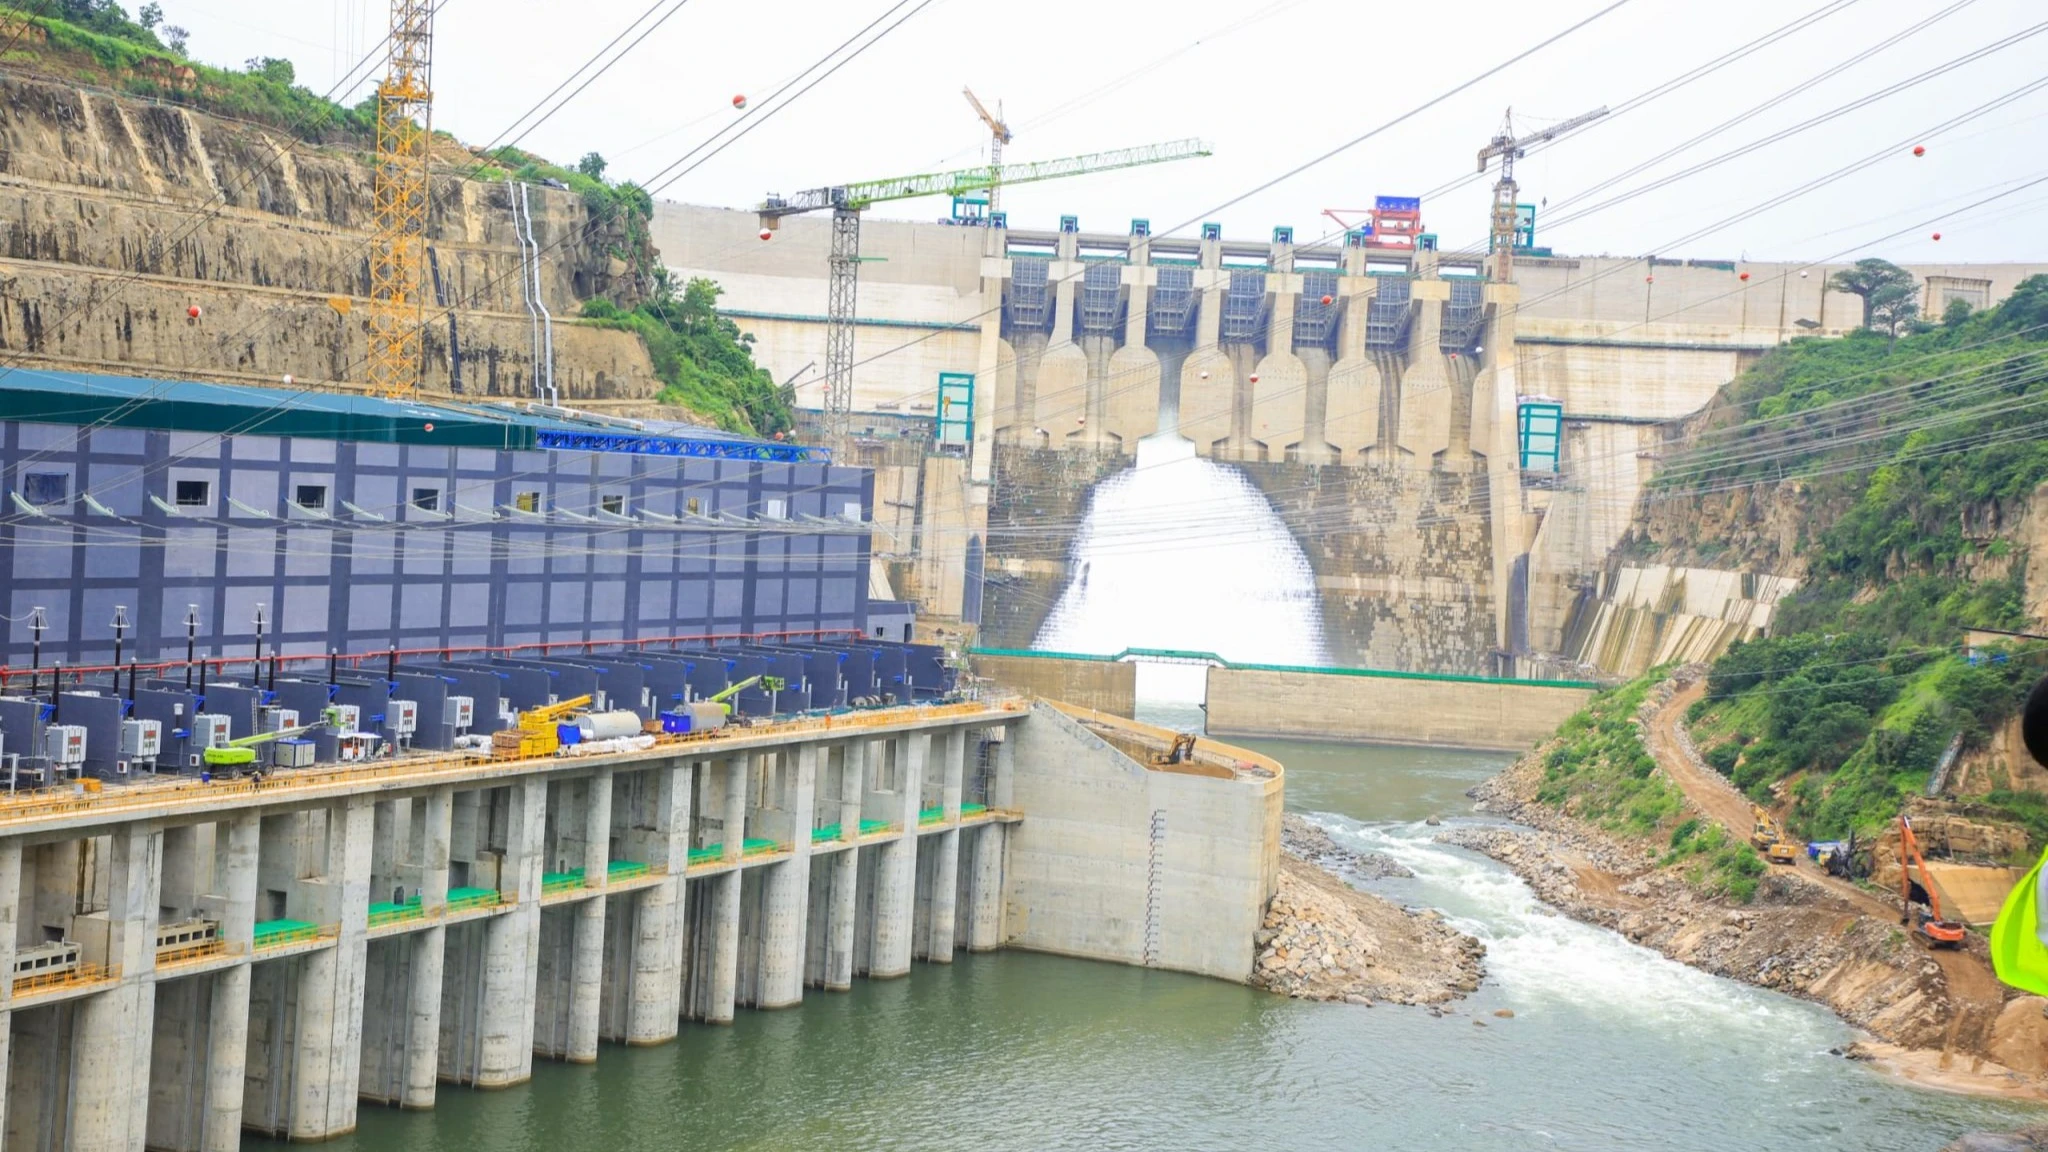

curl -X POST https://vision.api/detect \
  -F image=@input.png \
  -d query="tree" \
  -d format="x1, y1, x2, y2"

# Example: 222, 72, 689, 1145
137, 2, 162, 29
244, 56, 294, 85
1869, 283, 1920, 344
163, 24, 187, 53
577, 152, 608, 181
1942, 296, 1972, 328
1828, 258, 1917, 332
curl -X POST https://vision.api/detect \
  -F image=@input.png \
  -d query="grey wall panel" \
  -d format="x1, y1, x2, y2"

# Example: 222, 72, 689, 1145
1, 425, 877, 664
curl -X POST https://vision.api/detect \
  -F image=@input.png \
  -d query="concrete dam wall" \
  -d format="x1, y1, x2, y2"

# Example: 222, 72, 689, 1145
659, 198, 2043, 674
0, 702, 1277, 1145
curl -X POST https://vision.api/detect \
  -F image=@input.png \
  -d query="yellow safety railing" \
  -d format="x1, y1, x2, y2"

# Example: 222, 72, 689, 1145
156, 939, 229, 967
446, 890, 502, 914
13, 962, 117, 997
0, 702, 1019, 829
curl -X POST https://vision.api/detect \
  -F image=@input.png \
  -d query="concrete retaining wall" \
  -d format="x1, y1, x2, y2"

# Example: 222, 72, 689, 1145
971, 654, 1136, 717
1203, 667, 1592, 751
1003, 703, 1279, 982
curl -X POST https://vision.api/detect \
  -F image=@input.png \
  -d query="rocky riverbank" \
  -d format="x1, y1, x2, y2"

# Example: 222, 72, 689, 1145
1249, 815, 1485, 1006
1458, 726, 2048, 1100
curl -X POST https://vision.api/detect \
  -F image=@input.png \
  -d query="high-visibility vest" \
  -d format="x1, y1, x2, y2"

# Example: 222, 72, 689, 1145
1990, 845, 2048, 997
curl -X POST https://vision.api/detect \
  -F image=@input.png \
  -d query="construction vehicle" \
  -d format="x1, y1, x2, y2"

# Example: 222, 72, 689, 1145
492, 694, 594, 761
1809, 832, 1871, 880
1152, 733, 1197, 766
202, 708, 341, 769
1749, 805, 1802, 865
1898, 815, 1967, 948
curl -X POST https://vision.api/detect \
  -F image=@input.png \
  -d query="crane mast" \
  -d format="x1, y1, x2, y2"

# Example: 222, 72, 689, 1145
368, 0, 435, 398
962, 87, 1012, 214
1476, 105, 1606, 281
761, 139, 1211, 441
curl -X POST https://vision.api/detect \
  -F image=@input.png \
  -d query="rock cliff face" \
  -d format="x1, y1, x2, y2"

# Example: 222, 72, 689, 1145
0, 74, 656, 400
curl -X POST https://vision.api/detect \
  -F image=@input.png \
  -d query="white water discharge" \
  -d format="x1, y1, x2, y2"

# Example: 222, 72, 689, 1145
1318, 812, 1841, 1046
1032, 433, 1328, 701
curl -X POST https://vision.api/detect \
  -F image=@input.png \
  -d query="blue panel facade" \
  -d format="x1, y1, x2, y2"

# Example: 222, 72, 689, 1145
0, 422, 875, 665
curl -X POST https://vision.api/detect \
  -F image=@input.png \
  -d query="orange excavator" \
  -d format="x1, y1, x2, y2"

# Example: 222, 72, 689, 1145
1898, 815, 1966, 948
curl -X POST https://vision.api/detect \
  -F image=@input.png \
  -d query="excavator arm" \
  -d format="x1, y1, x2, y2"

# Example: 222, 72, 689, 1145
1899, 816, 1966, 946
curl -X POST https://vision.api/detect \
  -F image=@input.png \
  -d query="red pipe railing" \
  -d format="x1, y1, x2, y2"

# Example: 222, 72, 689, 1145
0, 629, 865, 691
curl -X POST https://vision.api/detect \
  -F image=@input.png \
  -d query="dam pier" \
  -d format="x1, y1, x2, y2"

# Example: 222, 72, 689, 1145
0, 699, 1279, 1147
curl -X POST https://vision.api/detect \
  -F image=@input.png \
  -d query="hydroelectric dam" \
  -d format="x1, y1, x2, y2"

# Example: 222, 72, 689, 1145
653, 200, 2047, 683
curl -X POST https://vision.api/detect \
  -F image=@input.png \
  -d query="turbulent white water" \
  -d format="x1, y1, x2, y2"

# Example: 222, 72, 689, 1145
1032, 433, 1328, 702
1322, 814, 1838, 1043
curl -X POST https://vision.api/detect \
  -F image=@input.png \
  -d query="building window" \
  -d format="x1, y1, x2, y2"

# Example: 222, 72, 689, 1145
411, 487, 440, 512
294, 484, 328, 511
174, 479, 210, 507
764, 498, 788, 520
21, 472, 67, 506
840, 500, 862, 522
601, 494, 625, 515
514, 490, 541, 513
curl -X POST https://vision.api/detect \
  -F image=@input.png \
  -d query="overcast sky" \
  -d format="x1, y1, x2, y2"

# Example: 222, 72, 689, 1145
165, 0, 2046, 263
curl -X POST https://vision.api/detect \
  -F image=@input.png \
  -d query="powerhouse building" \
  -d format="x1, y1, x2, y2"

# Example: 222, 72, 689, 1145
0, 372, 877, 669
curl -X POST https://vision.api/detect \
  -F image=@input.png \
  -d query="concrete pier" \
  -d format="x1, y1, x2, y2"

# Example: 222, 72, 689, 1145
0, 700, 1284, 1145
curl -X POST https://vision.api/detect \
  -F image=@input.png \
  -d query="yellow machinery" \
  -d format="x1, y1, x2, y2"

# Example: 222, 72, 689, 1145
1151, 733, 1197, 766
1750, 805, 1801, 865
493, 694, 593, 760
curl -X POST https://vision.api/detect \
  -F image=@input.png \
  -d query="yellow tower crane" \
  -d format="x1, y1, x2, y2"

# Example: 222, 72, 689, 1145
368, 0, 435, 398
961, 87, 1011, 215
1475, 105, 1606, 282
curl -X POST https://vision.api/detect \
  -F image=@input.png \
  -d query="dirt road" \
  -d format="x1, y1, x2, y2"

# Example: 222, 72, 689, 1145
1649, 678, 2008, 1056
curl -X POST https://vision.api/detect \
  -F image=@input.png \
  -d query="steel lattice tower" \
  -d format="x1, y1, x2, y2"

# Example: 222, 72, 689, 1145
823, 206, 861, 441
367, 0, 434, 398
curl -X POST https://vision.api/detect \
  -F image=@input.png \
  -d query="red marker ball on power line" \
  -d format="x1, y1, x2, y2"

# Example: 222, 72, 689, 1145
423, 423, 434, 433
1739, 272, 1749, 281
733, 94, 747, 110
188, 304, 201, 319
1913, 145, 1925, 157
1320, 294, 1334, 306
758, 228, 772, 241
1249, 374, 1260, 384
1932, 232, 1942, 241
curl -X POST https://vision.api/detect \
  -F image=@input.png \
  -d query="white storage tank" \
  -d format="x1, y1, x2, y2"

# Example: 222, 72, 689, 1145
575, 711, 644, 741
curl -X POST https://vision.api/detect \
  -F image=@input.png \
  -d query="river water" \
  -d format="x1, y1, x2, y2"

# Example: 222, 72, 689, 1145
276, 731, 2048, 1152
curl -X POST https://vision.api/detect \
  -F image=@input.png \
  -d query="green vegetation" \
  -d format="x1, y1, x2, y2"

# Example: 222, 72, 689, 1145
1535, 672, 1685, 836
3, 3, 375, 140
1666, 820, 1767, 904
1534, 670, 1764, 902
581, 273, 792, 436
1678, 273, 2048, 840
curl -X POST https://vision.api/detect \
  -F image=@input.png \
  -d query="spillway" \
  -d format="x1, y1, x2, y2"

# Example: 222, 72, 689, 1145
1032, 433, 1328, 701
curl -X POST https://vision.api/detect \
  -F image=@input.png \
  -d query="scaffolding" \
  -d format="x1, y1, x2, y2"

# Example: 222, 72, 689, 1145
366, 0, 434, 398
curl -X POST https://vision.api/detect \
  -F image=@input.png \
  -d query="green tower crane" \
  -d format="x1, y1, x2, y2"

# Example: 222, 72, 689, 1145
757, 139, 1213, 441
